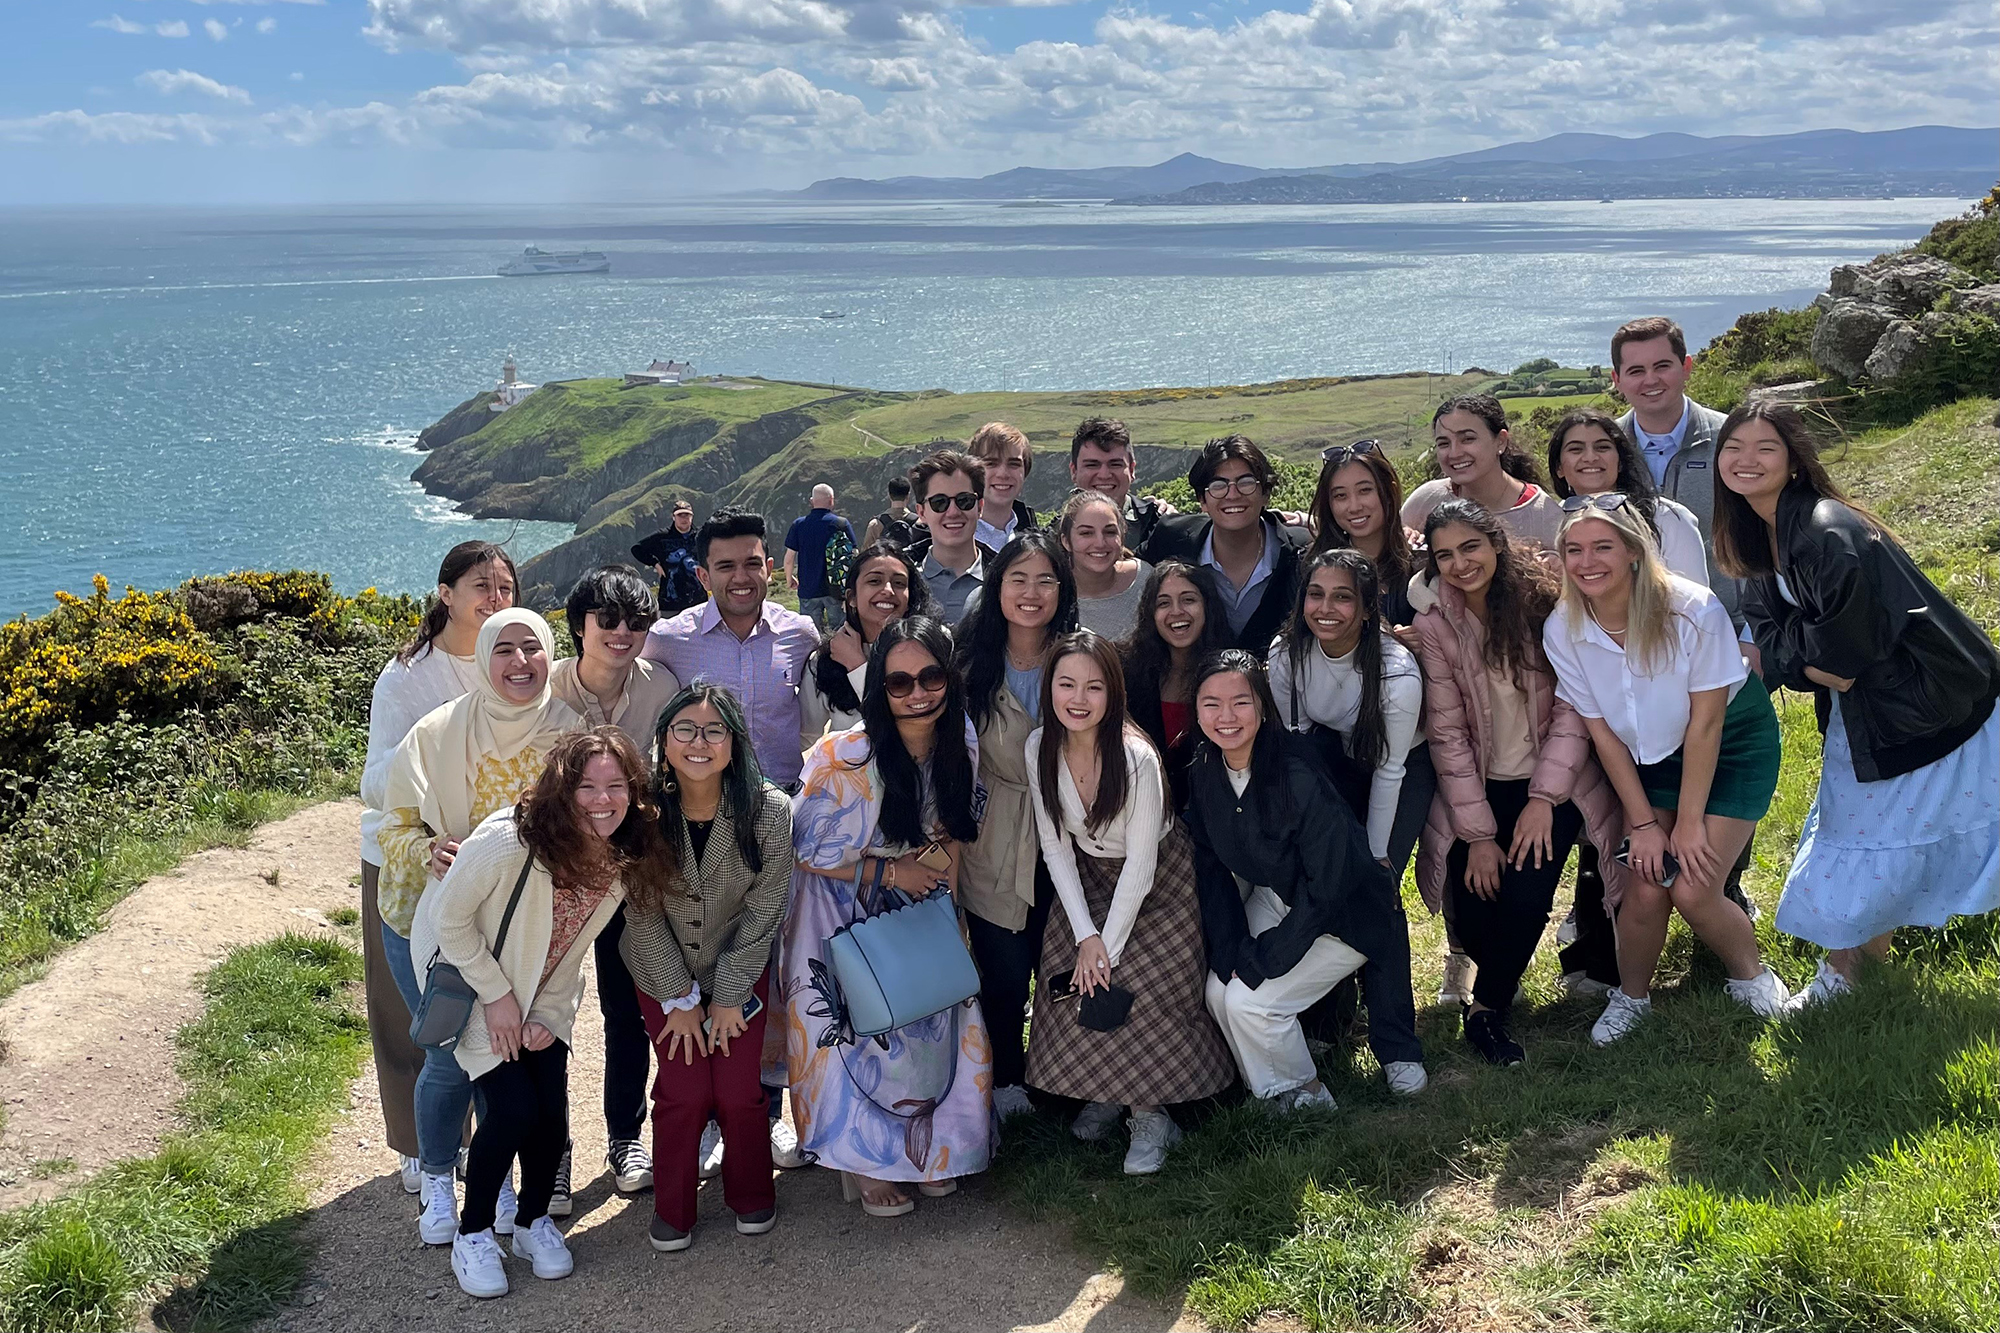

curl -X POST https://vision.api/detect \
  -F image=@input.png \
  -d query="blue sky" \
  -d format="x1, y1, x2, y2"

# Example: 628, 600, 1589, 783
4, 1, 1995, 204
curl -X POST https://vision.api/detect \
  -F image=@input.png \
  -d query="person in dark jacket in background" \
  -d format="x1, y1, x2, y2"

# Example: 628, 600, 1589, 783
1185, 649, 1403, 1112
632, 500, 705, 617
1069, 416, 1174, 554
1716, 403, 2000, 1010
1140, 436, 1310, 653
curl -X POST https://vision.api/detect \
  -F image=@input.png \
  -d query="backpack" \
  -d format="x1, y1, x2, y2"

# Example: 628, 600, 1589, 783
824, 521, 858, 592
875, 509, 920, 549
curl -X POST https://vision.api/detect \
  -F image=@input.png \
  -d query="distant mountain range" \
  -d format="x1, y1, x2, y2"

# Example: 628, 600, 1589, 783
785, 126, 1998, 205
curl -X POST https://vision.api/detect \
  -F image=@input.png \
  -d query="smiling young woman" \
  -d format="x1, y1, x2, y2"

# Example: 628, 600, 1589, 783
798, 540, 938, 749
1402, 396, 1562, 554
1714, 403, 2000, 1009
1545, 409, 1708, 586
1058, 489, 1150, 637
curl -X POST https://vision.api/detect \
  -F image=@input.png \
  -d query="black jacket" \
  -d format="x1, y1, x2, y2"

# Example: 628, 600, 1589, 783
1745, 486, 1999, 782
1140, 511, 1310, 654
630, 529, 703, 616
1184, 732, 1402, 987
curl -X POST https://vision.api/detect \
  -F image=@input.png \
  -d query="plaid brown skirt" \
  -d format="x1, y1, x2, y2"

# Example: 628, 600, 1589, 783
1025, 820, 1235, 1106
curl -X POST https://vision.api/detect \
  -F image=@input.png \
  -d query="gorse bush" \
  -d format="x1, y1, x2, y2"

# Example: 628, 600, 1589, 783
1915, 185, 2000, 283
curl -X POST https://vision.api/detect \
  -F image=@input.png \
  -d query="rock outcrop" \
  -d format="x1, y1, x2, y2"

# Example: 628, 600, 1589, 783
1811, 252, 1998, 384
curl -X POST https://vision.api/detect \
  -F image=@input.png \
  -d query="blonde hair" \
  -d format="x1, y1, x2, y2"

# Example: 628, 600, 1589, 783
1557, 502, 1678, 675
968, 421, 1034, 475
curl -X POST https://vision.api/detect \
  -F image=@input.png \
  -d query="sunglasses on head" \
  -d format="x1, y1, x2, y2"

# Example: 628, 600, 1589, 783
1560, 492, 1630, 514
592, 608, 654, 632
1320, 438, 1383, 467
925, 491, 981, 514
883, 664, 949, 698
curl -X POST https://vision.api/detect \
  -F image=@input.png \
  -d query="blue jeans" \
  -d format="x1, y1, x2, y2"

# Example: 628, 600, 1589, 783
380, 922, 481, 1176
799, 594, 843, 635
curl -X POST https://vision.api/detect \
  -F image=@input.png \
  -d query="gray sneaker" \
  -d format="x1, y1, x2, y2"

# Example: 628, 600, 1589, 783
1122, 1110, 1181, 1175
698, 1121, 724, 1180
1071, 1100, 1123, 1142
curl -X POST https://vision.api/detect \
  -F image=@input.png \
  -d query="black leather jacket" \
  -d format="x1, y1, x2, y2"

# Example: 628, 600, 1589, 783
1184, 732, 1401, 986
1744, 486, 1999, 782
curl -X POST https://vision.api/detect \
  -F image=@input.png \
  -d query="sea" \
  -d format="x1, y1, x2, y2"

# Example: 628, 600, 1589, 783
0, 196, 1964, 619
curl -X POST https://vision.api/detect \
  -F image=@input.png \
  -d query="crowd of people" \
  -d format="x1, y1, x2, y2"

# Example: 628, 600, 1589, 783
358, 317, 2000, 1298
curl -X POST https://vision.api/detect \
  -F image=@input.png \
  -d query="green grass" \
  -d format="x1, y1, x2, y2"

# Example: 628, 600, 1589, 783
0, 933, 367, 1332
993, 394, 2000, 1331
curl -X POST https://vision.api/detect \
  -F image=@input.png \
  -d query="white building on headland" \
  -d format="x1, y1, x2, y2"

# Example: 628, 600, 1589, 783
625, 358, 696, 386
491, 356, 539, 411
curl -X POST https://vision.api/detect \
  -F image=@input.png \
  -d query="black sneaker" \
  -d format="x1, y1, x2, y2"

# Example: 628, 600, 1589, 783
734, 1207, 777, 1236
608, 1137, 653, 1193
1463, 1007, 1525, 1067
648, 1216, 692, 1253
548, 1142, 573, 1218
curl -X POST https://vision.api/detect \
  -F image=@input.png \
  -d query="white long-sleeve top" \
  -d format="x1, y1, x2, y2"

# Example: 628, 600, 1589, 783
1655, 497, 1710, 587
1022, 728, 1168, 966
359, 644, 482, 864
1266, 632, 1424, 861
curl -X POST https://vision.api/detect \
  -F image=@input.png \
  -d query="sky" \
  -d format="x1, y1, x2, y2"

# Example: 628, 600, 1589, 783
2, 1, 1996, 204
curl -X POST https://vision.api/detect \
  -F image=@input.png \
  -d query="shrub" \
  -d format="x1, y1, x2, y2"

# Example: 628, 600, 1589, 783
1914, 186, 2000, 283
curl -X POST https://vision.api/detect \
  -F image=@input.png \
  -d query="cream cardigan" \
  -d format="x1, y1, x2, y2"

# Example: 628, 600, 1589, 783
409, 809, 625, 1080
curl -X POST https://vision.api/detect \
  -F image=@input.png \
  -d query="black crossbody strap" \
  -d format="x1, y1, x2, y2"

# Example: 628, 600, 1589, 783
491, 853, 534, 957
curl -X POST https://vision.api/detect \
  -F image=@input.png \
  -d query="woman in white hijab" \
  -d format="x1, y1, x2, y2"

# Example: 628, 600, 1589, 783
377, 608, 581, 1246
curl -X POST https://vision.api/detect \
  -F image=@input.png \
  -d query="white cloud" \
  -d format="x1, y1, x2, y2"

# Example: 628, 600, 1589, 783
204, 18, 230, 40
157, 20, 191, 37
290, 70, 305, 80
258, 18, 279, 34
94, 15, 194, 37
136, 68, 254, 103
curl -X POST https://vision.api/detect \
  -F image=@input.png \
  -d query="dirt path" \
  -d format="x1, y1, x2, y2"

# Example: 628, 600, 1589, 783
276, 951, 1195, 1332
0, 800, 363, 1209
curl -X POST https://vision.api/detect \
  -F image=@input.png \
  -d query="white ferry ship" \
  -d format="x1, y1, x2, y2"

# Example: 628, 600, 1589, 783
496, 246, 611, 277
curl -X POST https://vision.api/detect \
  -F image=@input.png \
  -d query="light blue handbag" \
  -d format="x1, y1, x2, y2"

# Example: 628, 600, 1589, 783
824, 857, 981, 1038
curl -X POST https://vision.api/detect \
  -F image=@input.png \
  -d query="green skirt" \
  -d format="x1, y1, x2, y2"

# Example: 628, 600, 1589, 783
1636, 675, 1781, 822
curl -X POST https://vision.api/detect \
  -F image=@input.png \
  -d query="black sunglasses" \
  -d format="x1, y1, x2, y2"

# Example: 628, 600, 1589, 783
592, 608, 655, 632
1560, 492, 1631, 514
1320, 438, 1383, 467
883, 664, 950, 698
925, 491, 981, 514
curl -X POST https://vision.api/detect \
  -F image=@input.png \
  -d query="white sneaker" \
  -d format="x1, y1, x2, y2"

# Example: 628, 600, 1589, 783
451, 1228, 509, 1299
510, 1214, 574, 1280
1278, 1083, 1337, 1113
418, 1172, 459, 1245
769, 1117, 809, 1170
698, 1121, 724, 1180
1437, 952, 1475, 1006
1071, 1100, 1124, 1142
398, 1154, 422, 1195
1384, 1062, 1429, 1096
1725, 966, 1792, 1018
1787, 959, 1856, 1012
992, 1084, 1034, 1120
1562, 970, 1614, 999
494, 1173, 519, 1236
1590, 989, 1653, 1046
1122, 1110, 1182, 1176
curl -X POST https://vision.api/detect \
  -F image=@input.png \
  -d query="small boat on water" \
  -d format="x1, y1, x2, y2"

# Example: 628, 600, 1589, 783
819, 310, 845, 319
497, 246, 610, 277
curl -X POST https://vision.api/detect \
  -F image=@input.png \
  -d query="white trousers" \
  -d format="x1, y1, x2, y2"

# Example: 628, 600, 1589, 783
1203, 885, 1367, 1098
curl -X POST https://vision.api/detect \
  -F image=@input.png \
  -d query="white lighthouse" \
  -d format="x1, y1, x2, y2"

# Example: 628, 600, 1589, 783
491, 355, 539, 411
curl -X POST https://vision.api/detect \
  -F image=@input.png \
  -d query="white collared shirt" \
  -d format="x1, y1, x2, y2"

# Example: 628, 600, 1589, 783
1633, 398, 1694, 486
1541, 574, 1747, 765
1201, 524, 1279, 637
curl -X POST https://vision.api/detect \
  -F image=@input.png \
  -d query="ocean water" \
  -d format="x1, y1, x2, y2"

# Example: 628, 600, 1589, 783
0, 196, 1960, 618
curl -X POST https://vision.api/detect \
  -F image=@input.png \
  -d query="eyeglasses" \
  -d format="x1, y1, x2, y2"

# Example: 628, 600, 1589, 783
925, 492, 980, 514
1560, 492, 1631, 514
666, 720, 731, 746
1202, 475, 1266, 500
1320, 438, 1382, 467
592, 609, 655, 632
883, 664, 950, 698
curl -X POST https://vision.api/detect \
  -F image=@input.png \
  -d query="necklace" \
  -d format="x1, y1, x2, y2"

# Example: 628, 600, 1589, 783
1587, 605, 1630, 637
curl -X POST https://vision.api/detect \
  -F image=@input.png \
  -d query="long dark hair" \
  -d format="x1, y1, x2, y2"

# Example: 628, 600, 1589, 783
1422, 499, 1559, 689
1546, 408, 1666, 541
516, 727, 667, 902
1189, 648, 1293, 821
1711, 402, 1890, 579
1123, 560, 1230, 716
642, 683, 768, 903
1431, 394, 1547, 487
956, 530, 1079, 730
806, 541, 937, 715
1309, 448, 1414, 595
1282, 550, 1392, 769
1036, 631, 1145, 837
400, 541, 519, 664
859, 616, 980, 848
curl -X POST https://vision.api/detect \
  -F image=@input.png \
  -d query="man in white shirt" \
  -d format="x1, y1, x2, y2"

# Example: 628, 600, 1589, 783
968, 421, 1038, 550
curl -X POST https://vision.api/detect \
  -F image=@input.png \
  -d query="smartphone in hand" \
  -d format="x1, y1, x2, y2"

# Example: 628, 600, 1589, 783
1615, 836, 1681, 888
700, 992, 764, 1039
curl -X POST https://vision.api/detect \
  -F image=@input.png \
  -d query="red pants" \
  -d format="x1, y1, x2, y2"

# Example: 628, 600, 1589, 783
638, 972, 776, 1231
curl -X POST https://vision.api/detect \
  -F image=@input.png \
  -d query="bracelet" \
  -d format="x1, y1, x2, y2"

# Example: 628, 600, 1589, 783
1630, 819, 1658, 832
883, 858, 897, 888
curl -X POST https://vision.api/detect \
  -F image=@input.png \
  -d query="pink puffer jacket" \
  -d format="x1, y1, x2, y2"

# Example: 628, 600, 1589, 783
1410, 578, 1628, 914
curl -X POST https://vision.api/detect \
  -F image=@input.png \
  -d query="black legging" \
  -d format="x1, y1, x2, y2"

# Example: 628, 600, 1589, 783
963, 863, 1055, 1091
463, 1042, 569, 1235
1444, 779, 1584, 1018
593, 906, 651, 1141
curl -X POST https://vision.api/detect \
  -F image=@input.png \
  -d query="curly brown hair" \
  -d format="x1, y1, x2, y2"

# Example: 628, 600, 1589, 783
1422, 498, 1560, 690
515, 727, 667, 901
